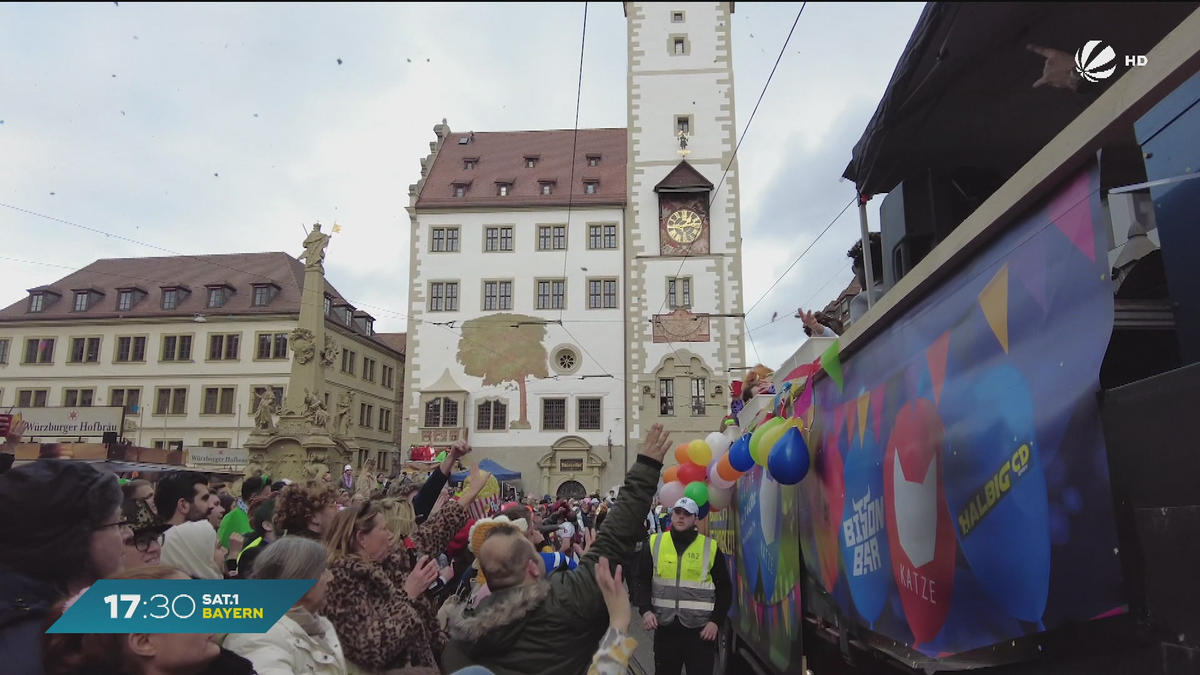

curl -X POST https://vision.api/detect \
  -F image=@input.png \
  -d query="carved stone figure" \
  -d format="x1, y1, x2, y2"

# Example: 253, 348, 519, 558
254, 388, 277, 430
290, 328, 316, 365
300, 222, 331, 270
304, 452, 330, 481
335, 391, 355, 437
320, 333, 341, 369
304, 388, 331, 430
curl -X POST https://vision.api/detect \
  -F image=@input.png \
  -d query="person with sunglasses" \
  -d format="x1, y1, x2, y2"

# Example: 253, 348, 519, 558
119, 496, 171, 569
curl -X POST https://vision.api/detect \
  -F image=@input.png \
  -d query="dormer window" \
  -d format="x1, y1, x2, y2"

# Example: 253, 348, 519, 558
118, 290, 134, 311
74, 291, 90, 312
324, 295, 332, 315
584, 180, 598, 194
344, 309, 353, 327
463, 158, 477, 170
540, 181, 555, 196
587, 154, 601, 167
365, 319, 374, 335
162, 289, 179, 310
29, 293, 45, 313
251, 283, 280, 307
454, 186, 465, 198
525, 155, 540, 169
206, 284, 233, 309
497, 182, 511, 196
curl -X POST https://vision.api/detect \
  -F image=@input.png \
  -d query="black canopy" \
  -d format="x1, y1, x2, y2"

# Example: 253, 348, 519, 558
844, 2, 1200, 198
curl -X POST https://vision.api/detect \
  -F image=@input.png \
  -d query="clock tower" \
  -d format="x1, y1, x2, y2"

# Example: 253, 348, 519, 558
623, 2, 746, 454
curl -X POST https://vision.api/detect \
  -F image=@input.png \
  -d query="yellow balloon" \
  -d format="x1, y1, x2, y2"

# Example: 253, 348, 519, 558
688, 439, 712, 466
756, 423, 788, 467
749, 416, 785, 462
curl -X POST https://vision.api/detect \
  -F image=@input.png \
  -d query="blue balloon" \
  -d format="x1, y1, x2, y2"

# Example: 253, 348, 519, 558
942, 363, 1050, 623
839, 428, 891, 628
729, 433, 756, 472
698, 503, 711, 521
767, 427, 810, 485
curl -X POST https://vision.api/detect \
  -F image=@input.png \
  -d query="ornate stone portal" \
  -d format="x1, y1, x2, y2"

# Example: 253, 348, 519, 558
245, 223, 353, 482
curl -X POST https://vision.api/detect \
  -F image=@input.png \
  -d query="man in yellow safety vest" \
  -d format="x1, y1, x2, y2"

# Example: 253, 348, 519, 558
634, 497, 732, 675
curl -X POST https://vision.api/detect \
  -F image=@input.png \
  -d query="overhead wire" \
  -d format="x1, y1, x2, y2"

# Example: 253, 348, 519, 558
555, 1, 589, 326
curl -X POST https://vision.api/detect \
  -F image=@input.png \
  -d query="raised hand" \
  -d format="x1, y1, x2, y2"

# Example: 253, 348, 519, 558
1028, 44, 1079, 91
596, 557, 631, 632
638, 423, 673, 463
450, 439, 472, 459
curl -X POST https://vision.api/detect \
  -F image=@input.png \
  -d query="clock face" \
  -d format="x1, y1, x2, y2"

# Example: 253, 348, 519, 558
666, 209, 703, 244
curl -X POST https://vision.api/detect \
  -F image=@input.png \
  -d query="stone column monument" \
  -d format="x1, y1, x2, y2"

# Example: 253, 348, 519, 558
245, 223, 350, 482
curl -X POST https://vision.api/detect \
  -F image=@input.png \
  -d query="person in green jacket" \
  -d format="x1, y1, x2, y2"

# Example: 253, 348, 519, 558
218, 476, 270, 549
441, 424, 674, 675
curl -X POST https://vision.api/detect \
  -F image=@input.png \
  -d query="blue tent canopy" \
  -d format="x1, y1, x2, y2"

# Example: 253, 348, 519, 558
450, 458, 522, 482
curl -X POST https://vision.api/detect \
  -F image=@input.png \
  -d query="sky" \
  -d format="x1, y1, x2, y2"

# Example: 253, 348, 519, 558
0, 1, 925, 371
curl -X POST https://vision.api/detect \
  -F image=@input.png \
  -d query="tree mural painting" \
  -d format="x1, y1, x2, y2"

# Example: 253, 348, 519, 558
456, 314, 549, 430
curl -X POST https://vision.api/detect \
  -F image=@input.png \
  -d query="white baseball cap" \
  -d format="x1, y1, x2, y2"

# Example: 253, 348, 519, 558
673, 497, 700, 516
344, 464, 353, 471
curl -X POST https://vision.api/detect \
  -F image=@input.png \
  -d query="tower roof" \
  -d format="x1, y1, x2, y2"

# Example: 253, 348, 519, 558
654, 160, 715, 193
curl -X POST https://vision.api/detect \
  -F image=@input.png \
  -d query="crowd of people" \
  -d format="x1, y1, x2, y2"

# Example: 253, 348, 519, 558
0, 422, 731, 675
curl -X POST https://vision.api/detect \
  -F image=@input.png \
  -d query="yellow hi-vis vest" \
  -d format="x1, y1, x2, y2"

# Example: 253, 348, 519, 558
649, 531, 717, 629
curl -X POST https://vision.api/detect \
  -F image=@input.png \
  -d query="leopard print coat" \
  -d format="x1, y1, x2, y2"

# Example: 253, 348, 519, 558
325, 500, 468, 672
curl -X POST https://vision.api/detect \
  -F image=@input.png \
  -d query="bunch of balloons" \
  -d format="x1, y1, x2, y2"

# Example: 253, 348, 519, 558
658, 432, 734, 517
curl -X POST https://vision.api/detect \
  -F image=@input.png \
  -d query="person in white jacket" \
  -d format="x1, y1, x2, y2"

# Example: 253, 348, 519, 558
224, 536, 347, 675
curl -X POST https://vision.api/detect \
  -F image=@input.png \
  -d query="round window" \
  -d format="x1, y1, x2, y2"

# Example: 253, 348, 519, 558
551, 345, 582, 376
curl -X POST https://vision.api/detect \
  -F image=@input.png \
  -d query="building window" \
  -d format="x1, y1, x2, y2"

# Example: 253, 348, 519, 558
344, 309, 353, 327
200, 440, 231, 448
29, 293, 45, 313
250, 386, 285, 414
584, 181, 598, 194
0, 338, 9, 364
525, 156, 539, 168
73, 291, 90, 312
256, 332, 288, 359
115, 336, 147, 363
542, 398, 566, 431
424, 397, 458, 428
161, 334, 193, 361
477, 400, 508, 431
208, 333, 240, 361
464, 159, 476, 170
202, 386, 236, 415
117, 290, 135, 311
486, 226, 515, 251
381, 365, 395, 389
378, 408, 391, 433
540, 182, 554, 195
70, 337, 102, 363
537, 279, 565, 310
537, 225, 566, 251
429, 281, 459, 312
604, 224, 617, 249
359, 403, 374, 428
341, 349, 357, 375
672, 11, 684, 23
454, 185, 466, 198
603, 280, 618, 308
207, 287, 228, 308
552, 346, 581, 376
588, 224, 618, 250
162, 289, 179, 310
63, 388, 95, 407
431, 227, 460, 252
659, 379, 675, 416
110, 388, 142, 414
497, 183, 511, 197
154, 387, 188, 415
324, 296, 332, 315
674, 37, 686, 55
23, 338, 55, 364
691, 378, 707, 416
152, 440, 184, 450
362, 357, 376, 382
252, 285, 274, 307
483, 280, 513, 311
587, 154, 601, 167
17, 389, 50, 407
578, 398, 601, 431
668, 277, 692, 309
677, 116, 690, 135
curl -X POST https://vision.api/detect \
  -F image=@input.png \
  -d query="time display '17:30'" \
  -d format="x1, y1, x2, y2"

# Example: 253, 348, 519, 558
103, 593, 216, 620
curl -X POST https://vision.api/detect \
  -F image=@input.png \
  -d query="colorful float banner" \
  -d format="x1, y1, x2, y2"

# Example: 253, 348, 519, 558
47, 580, 314, 634
789, 160, 1124, 657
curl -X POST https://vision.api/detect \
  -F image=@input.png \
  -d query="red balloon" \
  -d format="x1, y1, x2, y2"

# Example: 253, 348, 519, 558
675, 443, 692, 466
677, 462, 707, 485
884, 398, 956, 648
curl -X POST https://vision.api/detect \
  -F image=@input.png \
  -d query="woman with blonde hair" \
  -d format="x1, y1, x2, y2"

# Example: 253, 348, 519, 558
224, 537, 346, 675
323, 461, 491, 674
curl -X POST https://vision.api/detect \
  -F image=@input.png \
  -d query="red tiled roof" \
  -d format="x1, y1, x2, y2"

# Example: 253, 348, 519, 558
415, 128, 628, 210
654, 160, 714, 192
374, 332, 407, 356
0, 252, 396, 351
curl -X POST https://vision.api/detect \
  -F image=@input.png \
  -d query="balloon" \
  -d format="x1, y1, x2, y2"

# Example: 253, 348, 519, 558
729, 434, 755, 472
698, 503, 711, 520
708, 484, 732, 510
678, 462, 707, 485
662, 465, 680, 484
749, 418, 784, 466
710, 463, 736, 490
658, 480, 685, 507
705, 431, 731, 457
674, 443, 692, 466
756, 421, 789, 468
884, 398, 955, 648
840, 427, 891, 628
715, 454, 740, 483
942, 364, 1049, 624
767, 426, 810, 485
684, 481, 709, 507
688, 439, 713, 467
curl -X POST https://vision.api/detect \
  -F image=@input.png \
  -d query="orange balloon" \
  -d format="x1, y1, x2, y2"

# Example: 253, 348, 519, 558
675, 443, 692, 465
663, 465, 680, 484
716, 454, 740, 482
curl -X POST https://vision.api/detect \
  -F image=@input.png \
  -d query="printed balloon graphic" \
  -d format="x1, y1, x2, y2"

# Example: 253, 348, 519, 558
840, 427, 892, 628
942, 364, 1050, 624
814, 429, 845, 593
758, 469, 782, 599
884, 398, 956, 648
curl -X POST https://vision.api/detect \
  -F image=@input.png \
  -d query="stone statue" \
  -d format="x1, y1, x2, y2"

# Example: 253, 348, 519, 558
254, 388, 277, 430
320, 333, 341, 369
677, 128, 690, 154
300, 222, 331, 270
335, 391, 356, 437
304, 388, 331, 430
290, 328, 316, 365
304, 452, 330, 481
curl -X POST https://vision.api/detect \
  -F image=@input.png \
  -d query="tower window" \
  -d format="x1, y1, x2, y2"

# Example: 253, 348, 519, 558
672, 12, 684, 23
677, 116, 690, 135
674, 37, 686, 55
